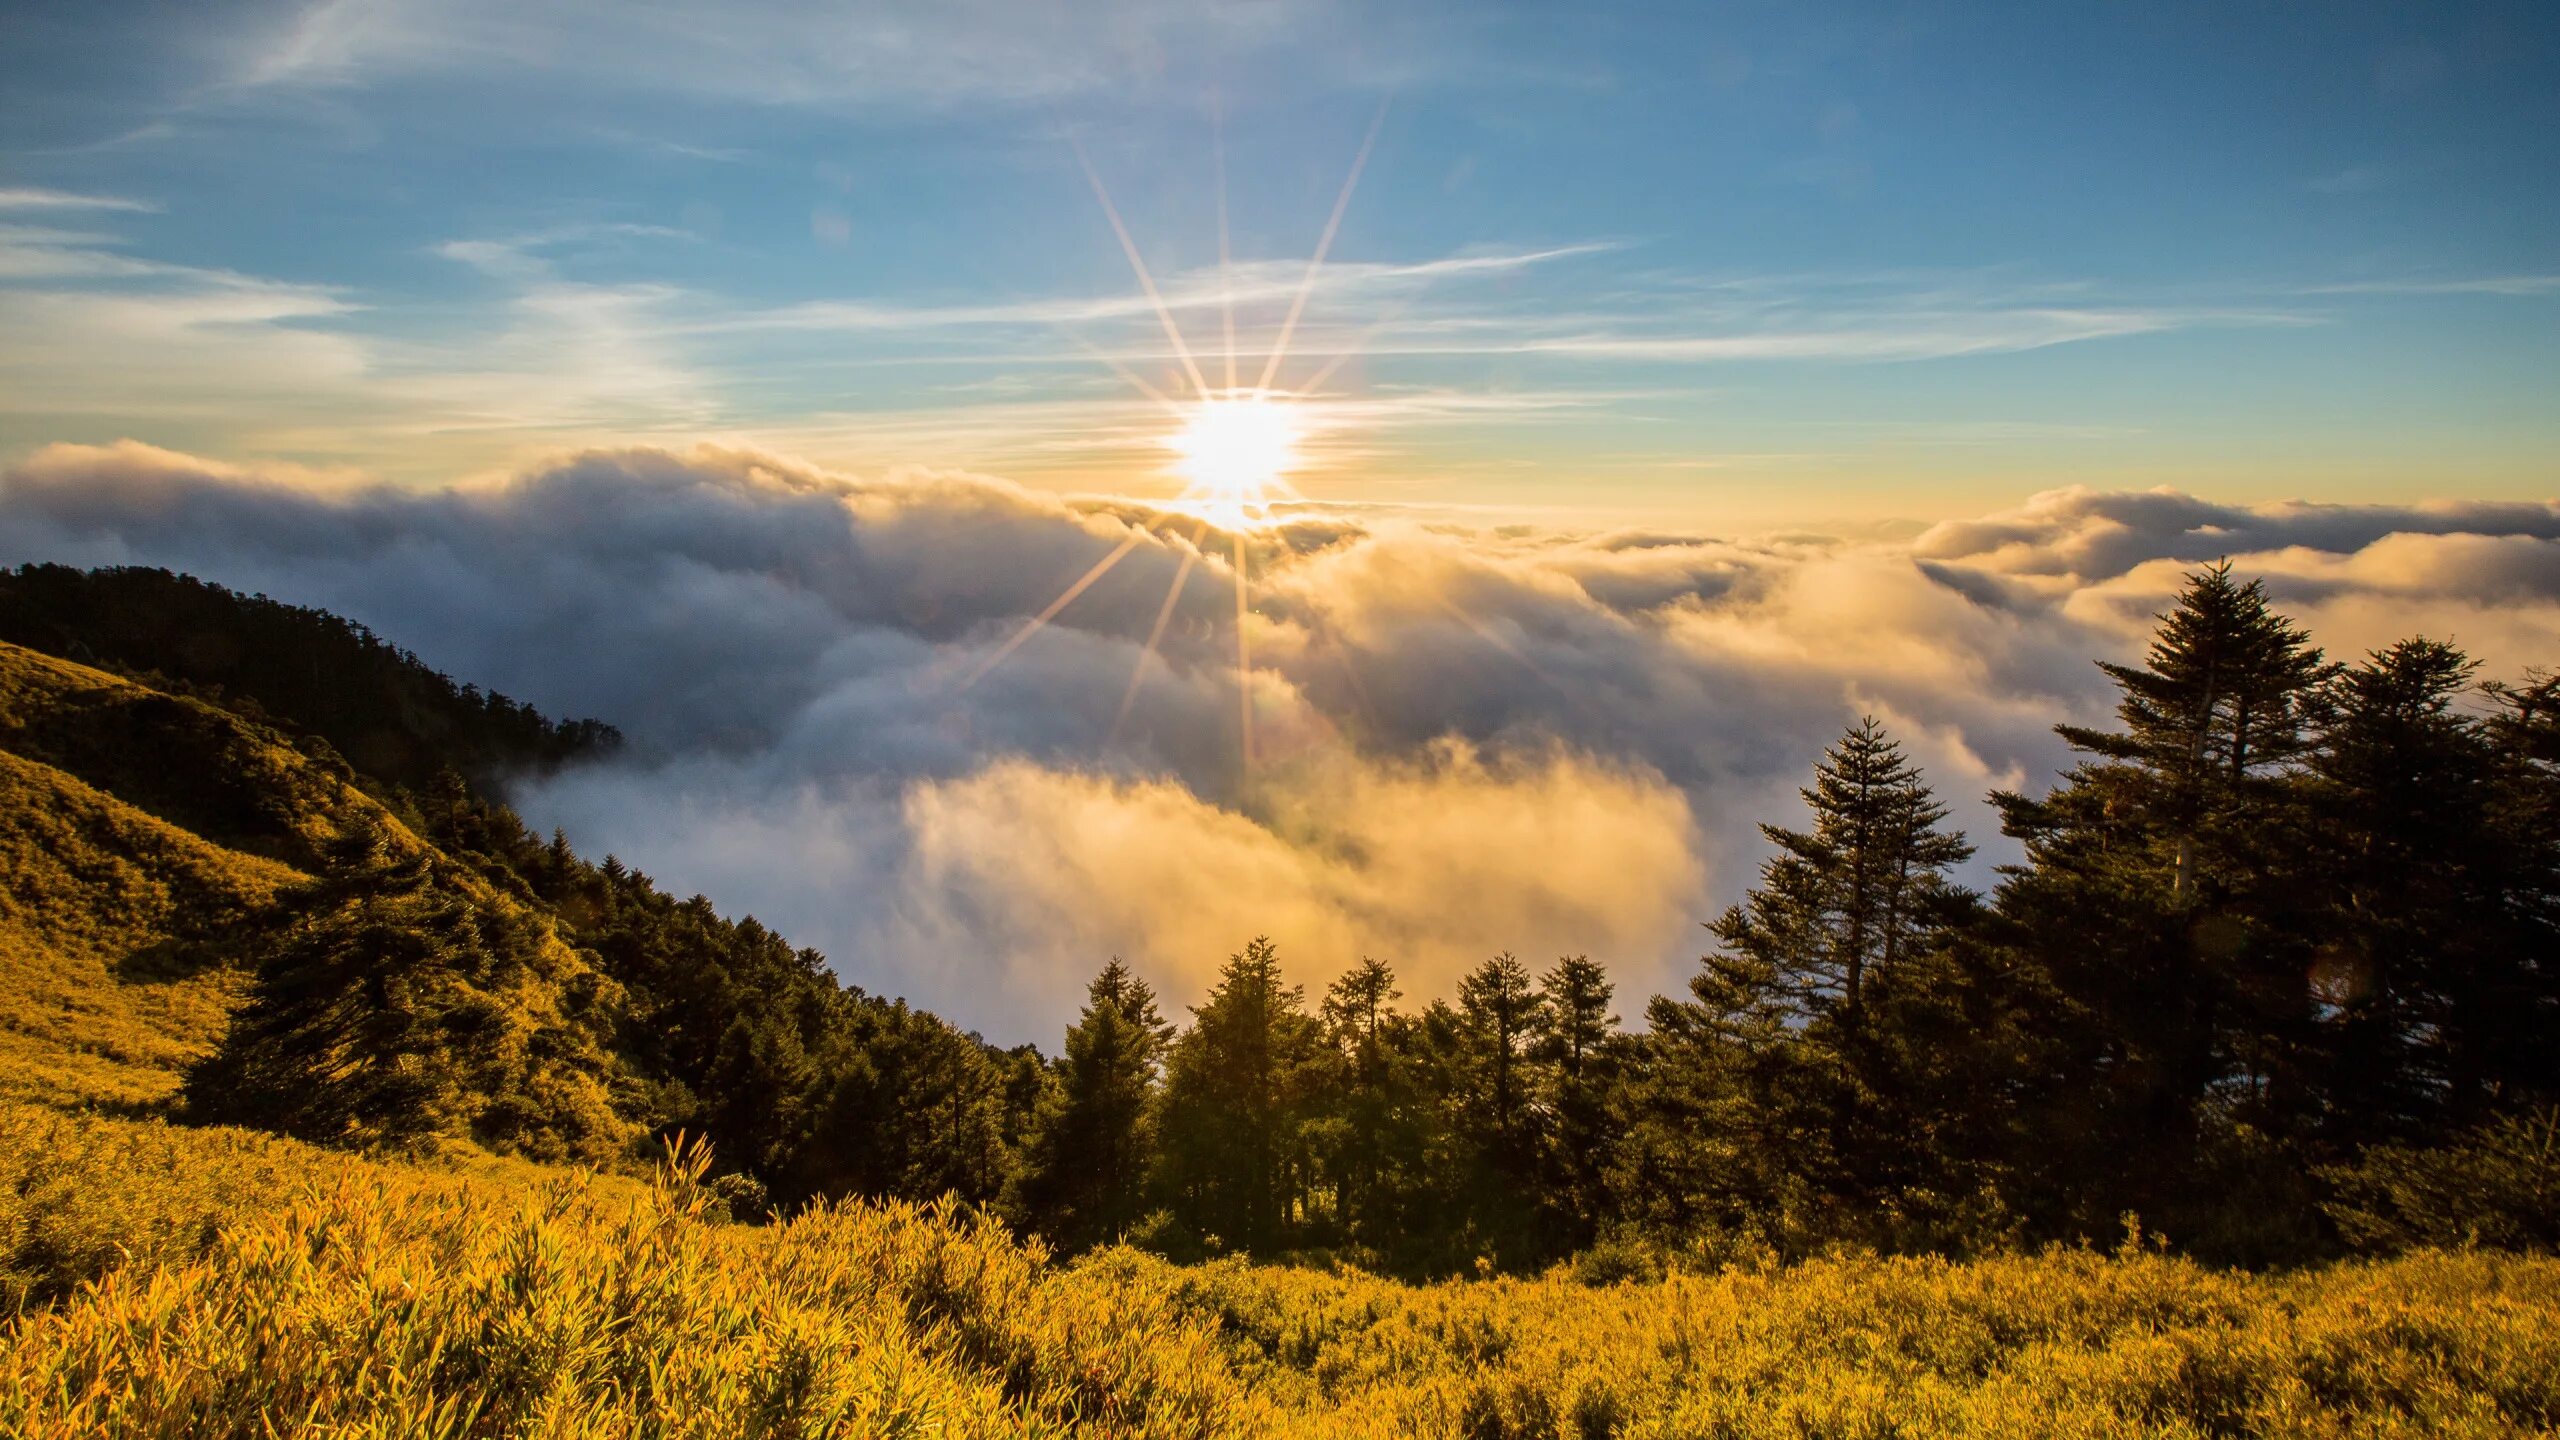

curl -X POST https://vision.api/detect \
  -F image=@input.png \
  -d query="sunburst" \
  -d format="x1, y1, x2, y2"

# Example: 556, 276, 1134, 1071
969, 100, 1393, 780
1168, 390, 1303, 529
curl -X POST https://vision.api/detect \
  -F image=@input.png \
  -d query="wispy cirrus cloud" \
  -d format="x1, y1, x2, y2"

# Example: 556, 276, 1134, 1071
233, 0, 1352, 105
0, 188, 162, 213
698, 244, 1622, 338
1343, 305, 2313, 364
2295, 275, 2560, 297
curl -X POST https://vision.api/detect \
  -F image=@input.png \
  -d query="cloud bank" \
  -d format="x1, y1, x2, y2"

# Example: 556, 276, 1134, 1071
6, 441, 2556, 1039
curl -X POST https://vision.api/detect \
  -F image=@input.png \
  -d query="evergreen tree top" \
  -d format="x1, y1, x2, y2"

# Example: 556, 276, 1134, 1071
2057, 561, 2330, 786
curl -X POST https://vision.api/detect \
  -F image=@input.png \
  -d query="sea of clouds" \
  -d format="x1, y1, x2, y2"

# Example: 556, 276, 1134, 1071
6, 439, 2557, 1041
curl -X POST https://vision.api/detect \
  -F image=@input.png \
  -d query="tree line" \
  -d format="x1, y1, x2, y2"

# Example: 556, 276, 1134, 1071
0, 564, 622, 790
1001, 563, 2560, 1269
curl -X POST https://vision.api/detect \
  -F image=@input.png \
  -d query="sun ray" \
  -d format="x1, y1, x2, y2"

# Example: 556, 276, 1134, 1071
959, 529, 1147, 689
1316, 619, 1380, 737
1109, 545, 1200, 747
1213, 96, 1239, 395
1294, 292, 1421, 396
1073, 139, 1211, 401
1213, 106, 1244, 394
1233, 529, 1255, 771
1430, 593, 1611, 725
1255, 97, 1390, 394
1064, 331, 1187, 421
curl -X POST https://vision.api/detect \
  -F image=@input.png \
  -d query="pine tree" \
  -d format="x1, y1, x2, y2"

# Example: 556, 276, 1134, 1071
2449, 668, 2560, 1120
184, 822, 634, 1162
1014, 960, 1172, 1249
1457, 953, 1545, 1152
2308, 640, 2495, 1139
791, 1000, 1014, 1205
1441, 954, 1548, 1262
1317, 956, 1414, 1249
1991, 564, 2333, 1255
1709, 717, 1974, 1028
1620, 953, 1813, 1244
2048, 561, 2328, 905
1534, 955, 1619, 1244
1154, 937, 1321, 1255
1634, 719, 1982, 1248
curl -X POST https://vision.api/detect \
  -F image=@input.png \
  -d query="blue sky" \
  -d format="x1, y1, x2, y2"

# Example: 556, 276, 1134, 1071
3, 0, 2554, 528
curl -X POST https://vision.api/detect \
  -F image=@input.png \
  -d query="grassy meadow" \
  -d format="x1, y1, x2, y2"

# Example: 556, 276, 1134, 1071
3, 1101, 2556, 1438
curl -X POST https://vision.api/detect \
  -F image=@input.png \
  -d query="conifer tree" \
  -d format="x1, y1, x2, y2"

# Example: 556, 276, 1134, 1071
791, 1000, 1015, 1205
185, 823, 633, 1162
1155, 937, 1321, 1254
1457, 953, 1545, 1148
1317, 956, 1415, 1248
1708, 717, 1974, 1027
1434, 954, 1554, 1263
2308, 640, 2495, 1139
1992, 564, 2333, 1253
2476, 671, 2560, 1116
2047, 561, 2328, 905
1014, 960, 1172, 1249
1535, 955, 1620, 1243
1632, 719, 1982, 1247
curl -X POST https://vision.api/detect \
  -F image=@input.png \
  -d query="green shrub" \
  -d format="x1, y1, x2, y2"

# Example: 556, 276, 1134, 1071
2325, 1107, 2560, 1253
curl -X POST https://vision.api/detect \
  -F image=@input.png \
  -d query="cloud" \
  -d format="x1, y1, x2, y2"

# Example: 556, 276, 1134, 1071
2295, 275, 2560, 297
0, 189, 161, 213
234, 0, 1347, 106
0, 211, 708, 462
708, 244, 1619, 338
1448, 306, 2310, 363
8, 444, 2560, 1040
1918, 485, 2560, 671
537, 744, 1703, 1029
1916, 486, 2560, 584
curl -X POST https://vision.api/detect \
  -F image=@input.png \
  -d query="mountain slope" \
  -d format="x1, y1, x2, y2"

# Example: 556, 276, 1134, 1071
0, 605, 1018, 1191
0, 639, 635, 1158
0, 746, 291, 1107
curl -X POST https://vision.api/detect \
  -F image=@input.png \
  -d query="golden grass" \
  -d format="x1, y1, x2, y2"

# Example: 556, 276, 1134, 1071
0, 1107, 1260, 1439
0, 748, 294, 1107
0, 639, 611, 1127
1105, 1245, 2560, 1438
1, 1103, 2553, 1439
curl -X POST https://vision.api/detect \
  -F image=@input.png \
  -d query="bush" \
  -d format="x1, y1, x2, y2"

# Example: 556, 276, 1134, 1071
1566, 1230, 1664, 1286
2324, 1107, 2560, 1253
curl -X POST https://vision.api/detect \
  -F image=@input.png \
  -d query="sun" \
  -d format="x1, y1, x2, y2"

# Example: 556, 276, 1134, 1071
1169, 391, 1302, 526
968, 113, 1389, 766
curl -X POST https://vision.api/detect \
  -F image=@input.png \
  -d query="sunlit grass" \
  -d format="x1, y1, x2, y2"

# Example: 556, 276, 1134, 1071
0, 748, 293, 1109
3, 1103, 2553, 1438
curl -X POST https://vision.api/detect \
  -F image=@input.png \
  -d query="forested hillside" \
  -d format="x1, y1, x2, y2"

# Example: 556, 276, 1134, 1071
0, 627, 1036, 1197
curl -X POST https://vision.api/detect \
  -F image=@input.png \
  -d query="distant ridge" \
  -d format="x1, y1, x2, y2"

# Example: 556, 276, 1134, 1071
0, 563, 620, 794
